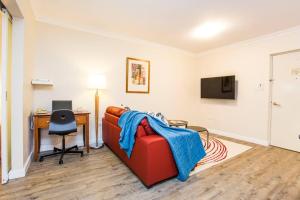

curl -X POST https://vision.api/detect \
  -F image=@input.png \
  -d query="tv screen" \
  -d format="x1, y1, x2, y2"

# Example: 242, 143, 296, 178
201, 75, 235, 99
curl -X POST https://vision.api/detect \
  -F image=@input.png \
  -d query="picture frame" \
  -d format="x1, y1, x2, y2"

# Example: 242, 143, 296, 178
126, 57, 150, 93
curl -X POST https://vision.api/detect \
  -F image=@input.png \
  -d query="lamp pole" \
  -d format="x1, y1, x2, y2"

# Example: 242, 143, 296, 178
89, 74, 106, 149
92, 88, 104, 149
95, 89, 99, 147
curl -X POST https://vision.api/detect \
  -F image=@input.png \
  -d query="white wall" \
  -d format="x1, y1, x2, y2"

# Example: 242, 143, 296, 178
195, 26, 300, 145
32, 18, 300, 151
33, 22, 197, 151
10, 17, 25, 178
9, 0, 36, 179
20, 0, 36, 164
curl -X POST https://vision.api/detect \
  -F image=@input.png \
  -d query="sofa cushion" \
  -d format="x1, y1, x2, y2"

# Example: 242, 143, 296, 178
106, 106, 126, 117
104, 113, 119, 125
140, 118, 157, 135
136, 125, 147, 138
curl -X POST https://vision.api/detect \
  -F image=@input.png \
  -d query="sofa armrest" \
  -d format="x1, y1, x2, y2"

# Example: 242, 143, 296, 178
130, 135, 178, 186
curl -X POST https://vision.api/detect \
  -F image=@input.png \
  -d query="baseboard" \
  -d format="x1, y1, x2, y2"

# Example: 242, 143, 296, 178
1, 172, 9, 184
24, 151, 33, 174
8, 168, 25, 179
9, 151, 33, 180
208, 128, 269, 146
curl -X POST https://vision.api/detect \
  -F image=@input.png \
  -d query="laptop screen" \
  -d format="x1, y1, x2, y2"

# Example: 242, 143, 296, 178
52, 100, 72, 111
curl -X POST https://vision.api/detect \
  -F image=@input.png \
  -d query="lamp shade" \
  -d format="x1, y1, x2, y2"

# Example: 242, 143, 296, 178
88, 74, 107, 89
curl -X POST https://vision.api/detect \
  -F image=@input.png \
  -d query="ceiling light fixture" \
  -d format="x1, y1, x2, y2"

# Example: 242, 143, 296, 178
191, 21, 228, 39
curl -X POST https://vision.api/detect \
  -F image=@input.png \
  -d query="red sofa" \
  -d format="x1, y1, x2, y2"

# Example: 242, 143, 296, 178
102, 106, 178, 187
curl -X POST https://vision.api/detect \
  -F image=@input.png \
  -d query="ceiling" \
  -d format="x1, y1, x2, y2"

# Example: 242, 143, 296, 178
30, 0, 300, 53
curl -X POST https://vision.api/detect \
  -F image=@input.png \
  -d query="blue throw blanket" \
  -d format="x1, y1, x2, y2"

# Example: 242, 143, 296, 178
118, 111, 206, 181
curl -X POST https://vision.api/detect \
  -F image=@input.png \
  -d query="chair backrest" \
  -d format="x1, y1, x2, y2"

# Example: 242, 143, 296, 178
49, 109, 77, 135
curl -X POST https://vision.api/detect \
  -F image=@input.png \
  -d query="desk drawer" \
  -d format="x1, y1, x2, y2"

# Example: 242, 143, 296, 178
76, 115, 86, 125
37, 117, 50, 128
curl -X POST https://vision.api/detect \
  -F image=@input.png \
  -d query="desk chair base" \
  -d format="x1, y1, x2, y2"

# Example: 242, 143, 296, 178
39, 135, 84, 164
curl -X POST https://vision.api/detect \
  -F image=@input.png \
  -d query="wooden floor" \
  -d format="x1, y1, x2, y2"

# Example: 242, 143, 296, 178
0, 136, 299, 200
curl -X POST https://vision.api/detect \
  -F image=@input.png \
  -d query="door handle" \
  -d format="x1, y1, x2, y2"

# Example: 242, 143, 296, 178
272, 102, 281, 106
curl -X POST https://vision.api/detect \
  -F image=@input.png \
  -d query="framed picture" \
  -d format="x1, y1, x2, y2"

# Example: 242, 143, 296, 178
126, 57, 150, 93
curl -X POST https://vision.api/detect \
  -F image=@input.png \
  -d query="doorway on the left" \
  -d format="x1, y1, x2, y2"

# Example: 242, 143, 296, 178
0, 9, 12, 184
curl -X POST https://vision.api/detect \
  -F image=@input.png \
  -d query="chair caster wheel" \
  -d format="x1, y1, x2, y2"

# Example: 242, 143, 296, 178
59, 160, 63, 165
39, 157, 44, 162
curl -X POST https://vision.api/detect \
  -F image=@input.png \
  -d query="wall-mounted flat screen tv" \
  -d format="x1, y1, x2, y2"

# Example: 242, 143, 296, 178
201, 75, 235, 99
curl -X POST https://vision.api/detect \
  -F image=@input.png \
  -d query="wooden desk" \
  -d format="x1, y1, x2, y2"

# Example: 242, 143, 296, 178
33, 111, 90, 161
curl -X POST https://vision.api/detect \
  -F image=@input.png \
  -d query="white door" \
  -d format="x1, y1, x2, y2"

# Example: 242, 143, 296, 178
271, 50, 300, 152
1, 10, 12, 184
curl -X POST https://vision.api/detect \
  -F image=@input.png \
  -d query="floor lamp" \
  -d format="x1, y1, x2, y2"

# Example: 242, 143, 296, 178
89, 74, 106, 149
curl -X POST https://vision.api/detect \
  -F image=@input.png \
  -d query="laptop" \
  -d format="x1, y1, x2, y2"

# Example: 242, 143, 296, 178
52, 100, 72, 111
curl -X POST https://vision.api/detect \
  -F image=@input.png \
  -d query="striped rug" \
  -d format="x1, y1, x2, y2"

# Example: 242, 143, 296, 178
190, 134, 252, 176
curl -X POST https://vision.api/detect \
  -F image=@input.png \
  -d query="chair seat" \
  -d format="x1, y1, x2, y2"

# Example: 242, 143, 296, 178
49, 121, 77, 135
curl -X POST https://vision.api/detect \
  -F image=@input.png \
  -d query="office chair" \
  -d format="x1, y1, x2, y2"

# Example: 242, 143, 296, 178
39, 109, 83, 164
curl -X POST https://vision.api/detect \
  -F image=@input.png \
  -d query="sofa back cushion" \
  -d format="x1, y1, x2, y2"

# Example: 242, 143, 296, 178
106, 106, 126, 117
104, 113, 119, 125
136, 125, 147, 138
140, 118, 157, 135
104, 107, 155, 137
